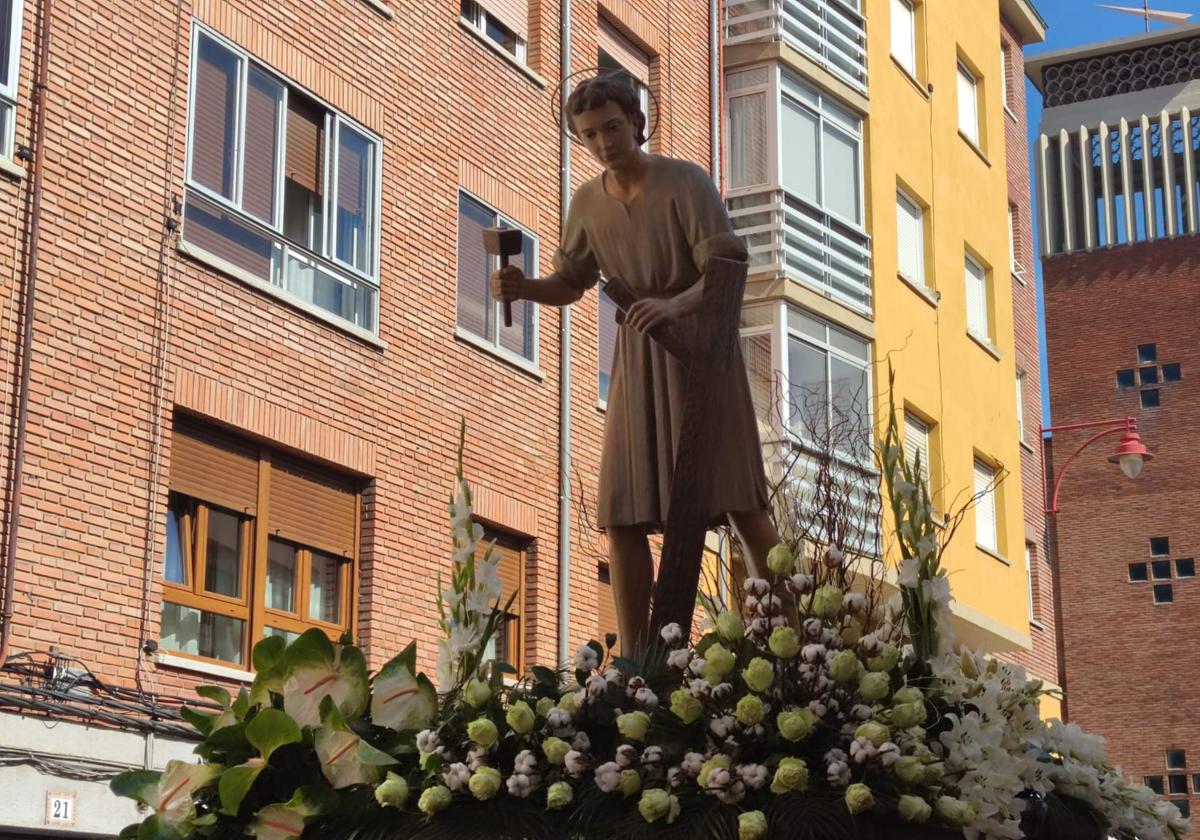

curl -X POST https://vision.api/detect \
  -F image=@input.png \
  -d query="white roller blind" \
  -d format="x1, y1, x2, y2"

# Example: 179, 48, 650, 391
782, 98, 819, 204
1025, 544, 1035, 619
896, 191, 924, 285
1015, 371, 1026, 441
957, 63, 979, 144
904, 413, 930, 487
965, 256, 989, 338
823, 123, 861, 223
891, 0, 916, 76
478, 0, 528, 41
728, 91, 768, 188
974, 459, 998, 552
1008, 204, 1019, 271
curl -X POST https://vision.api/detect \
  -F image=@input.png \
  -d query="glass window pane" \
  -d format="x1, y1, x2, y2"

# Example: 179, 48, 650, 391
309, 550, 342, 624
335, 124, 374, 274
205, 508, 243, 598
242, 68, 283, 224
1150, 536, 1170, 555
0, 0, 13, 86
266, 539, 297, 613
1152, 559, 1172, 580
1139, 366, 1159, 385
781, 98, 819, 204
1175, 558, 1195, 577
1138, 343, 1157, 363
822, 124, 860, 223
728, 92, 769, 189
1128, 562, 1148, 581
264, 626, 301, 645
164, 499, 189, 585
456, 193, 494, 340
283, 95, 326, 253
891, 0, 915, 75
1116, 369, 1136, 388
1153, 583, 1173, 603
183, 192, 279, 281
191, 35, 240, 200
497, 230, 536, 359
788, 337, 828, 439
957, 64, 978, 144
283, 253, 376, 328
831, 356, 870, 448
1162, 362, 1182, 382
160, 602, 245, 664
0, 102, 10, 160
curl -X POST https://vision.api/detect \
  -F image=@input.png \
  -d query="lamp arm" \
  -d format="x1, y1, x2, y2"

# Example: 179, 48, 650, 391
1046, 426, 1129, 515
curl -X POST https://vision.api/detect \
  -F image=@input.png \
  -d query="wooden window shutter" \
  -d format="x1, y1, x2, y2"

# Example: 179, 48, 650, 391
191, 34, 239, 200
286, 94, 325, 194
477, 0, 528, 41
268, 454, 358, 556
598, 18, 650, 85
170, 417, 259, 515
597, 563, 619, 645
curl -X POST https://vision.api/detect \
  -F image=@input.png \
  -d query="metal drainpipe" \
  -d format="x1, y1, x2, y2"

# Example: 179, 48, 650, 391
711, 0, 722, 187
556, 0, 574, 665
0, 0, 53, 670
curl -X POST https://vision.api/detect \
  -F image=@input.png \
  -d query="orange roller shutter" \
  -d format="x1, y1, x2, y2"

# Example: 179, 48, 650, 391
478, 0, 528, 41
286, 96, 325, 195
170, 417, 260, 515
268, 454, 358, 556
598, 17, 650, 85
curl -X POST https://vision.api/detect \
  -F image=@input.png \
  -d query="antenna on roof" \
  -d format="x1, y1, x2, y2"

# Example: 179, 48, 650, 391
1097, 2, 1193, 32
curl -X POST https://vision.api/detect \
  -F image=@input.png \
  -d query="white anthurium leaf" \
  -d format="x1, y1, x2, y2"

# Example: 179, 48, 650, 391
371, 660, 437, 732
248, 804, 306, 840
146, 761, 222, 826
314, 727, 376, 789
282, 630, 369, 728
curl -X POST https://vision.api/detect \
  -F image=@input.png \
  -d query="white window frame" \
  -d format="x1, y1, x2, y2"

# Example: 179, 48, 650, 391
1025, 543, 1036, 621
957, 60, 980, 146
1, 0, 25, 160
890, 0, 917, 78
964, 253, 990, 342
896, 189, 926, 288
1000, 45, 1011, 113
460, 0, 527, 63
781, 70, 865, 229
455, 188, 541, 367
1015, 369, 1026, 443
973, 458, 999, 554
182, 24, 384, 333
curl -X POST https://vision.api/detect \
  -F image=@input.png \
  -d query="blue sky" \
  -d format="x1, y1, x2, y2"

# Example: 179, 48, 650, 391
1024, 2, 1192, 423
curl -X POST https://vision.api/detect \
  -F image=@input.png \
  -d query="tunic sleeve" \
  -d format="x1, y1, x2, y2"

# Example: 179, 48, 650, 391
676, 163, 749, 271
553, 188, 601, 292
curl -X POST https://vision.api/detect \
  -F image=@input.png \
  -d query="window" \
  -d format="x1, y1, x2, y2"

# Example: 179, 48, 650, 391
974, 458, 998, 554
1193, 774, 1200, 794
598, 286, 619, 404
1151, 536, 1170, 556
1025, 543, 1036, 620
1138, 343, 1157, 363
456, 191, 537, 363
0, 0, 23, 160
965, 254, 991, 342
161, 417, 359, 666
1140, 366, 1159, 385
1141, 389, 1160, 408
1168, 775, 1189, 795
782, 72, 863, 226
1177, 800, 1191, 820
896, 190, 926, 288
890, 0, 916, 77
1154, 583, 1174, 603
1152, 559, 1172, 580
478, 531, 526, 672
1015, 370, 1026, 442
1163, 362, 1182, 382
1000, 45, 1011, 112
182, 28, 382, 333
1128, 563, 1148, 582
957, 61, 980, 146
903, 411, 932, 490
460, 0, 527, 61
598, 18, 651, 152
1008, 204, 1021, 276
1176, 558, 1195, 577
786, 307, 872, 457
1167, 750, 1187, 770
1116, 369, 1136, 389
1145, 776, 1165, 794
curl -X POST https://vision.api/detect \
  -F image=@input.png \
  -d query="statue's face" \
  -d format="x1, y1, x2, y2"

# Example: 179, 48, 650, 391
572, 100, 638, 169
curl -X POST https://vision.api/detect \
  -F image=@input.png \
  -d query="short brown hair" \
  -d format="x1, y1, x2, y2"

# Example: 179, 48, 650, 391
564, 75, 647, 145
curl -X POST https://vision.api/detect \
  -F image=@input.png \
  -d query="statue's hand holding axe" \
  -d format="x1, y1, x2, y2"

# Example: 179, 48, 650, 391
483, 227, 524, 328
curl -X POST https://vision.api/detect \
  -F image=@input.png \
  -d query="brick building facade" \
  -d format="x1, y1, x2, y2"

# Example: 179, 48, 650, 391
1030, 26, 1200, 820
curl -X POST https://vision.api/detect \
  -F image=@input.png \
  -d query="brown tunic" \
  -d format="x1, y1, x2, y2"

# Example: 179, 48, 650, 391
553, 155, 770, 530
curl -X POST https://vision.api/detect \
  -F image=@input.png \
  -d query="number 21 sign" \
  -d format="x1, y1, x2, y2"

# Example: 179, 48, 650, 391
45, 791, 76, 827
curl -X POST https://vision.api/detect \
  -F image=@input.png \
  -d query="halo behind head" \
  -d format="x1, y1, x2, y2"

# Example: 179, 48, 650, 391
550, 67, 660, 146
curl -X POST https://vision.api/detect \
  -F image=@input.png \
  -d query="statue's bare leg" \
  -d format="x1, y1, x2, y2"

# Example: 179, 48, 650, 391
728, 509, 780, 580
607, 525, 653, 652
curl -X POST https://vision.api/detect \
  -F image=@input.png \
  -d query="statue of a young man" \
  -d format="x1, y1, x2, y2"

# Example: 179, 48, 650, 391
491, 76, 779, 648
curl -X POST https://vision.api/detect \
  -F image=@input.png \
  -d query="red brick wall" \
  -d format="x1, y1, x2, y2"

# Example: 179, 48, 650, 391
999, 17, 1057, 690
1044, 235, 1200, 804
0, 0, 717, 699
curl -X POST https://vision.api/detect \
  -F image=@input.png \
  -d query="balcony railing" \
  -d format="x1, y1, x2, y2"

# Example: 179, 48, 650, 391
725, 0, 868, 94
728, 188, 873, 314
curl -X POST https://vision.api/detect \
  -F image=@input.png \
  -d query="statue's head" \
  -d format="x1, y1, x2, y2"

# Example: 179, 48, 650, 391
565, 75, 647, 166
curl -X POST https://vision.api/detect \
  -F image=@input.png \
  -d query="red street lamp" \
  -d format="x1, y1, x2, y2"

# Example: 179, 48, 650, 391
1040, 416, 1154, 516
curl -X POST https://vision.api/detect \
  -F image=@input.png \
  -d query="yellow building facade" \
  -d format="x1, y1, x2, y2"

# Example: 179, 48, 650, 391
723, 0, 1052, 696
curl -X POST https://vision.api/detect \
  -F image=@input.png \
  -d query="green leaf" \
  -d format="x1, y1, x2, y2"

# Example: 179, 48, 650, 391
249, 663, 283, 707
218, 759, 266, 815
196, 685, 231, 708
495, 661, 518, 675
137, 814, 186, 840
532, 666, 559, 688
605, 632, 618, 650
245, 708, 302, 762
179, 707, 216, 737
282, 630, 369, 728
246, 785, 336, 840
371, 655, 437, 733
252, 635, 287, 672
232, 687, 251, 720
111, 769, 161, 806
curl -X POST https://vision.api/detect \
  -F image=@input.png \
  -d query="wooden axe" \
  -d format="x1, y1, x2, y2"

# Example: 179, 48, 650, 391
483, 227, 524, 328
